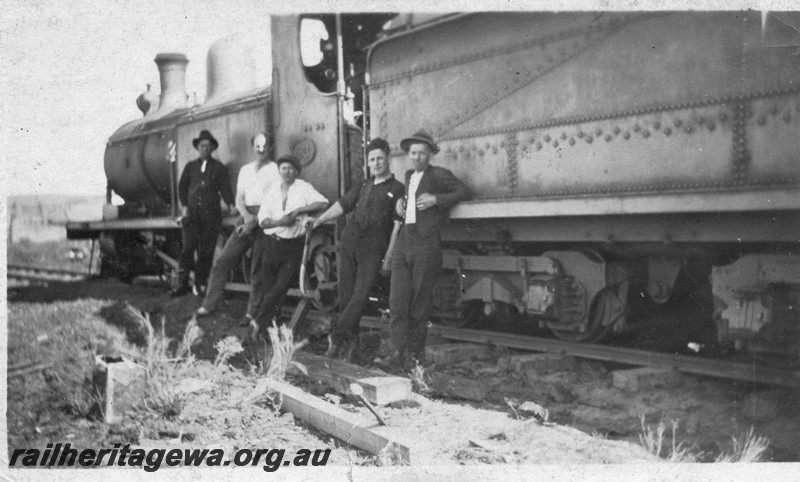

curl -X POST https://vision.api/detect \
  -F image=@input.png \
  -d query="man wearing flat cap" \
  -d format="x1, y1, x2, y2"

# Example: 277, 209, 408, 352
172, 129, 235, 297
311, 138, 405, 361
249, 154, 328, 339
376, 129, 470, 371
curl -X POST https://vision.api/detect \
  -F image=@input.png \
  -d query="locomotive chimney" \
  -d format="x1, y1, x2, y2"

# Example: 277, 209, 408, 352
154, 53, 189, 114
204, 34, 257, 105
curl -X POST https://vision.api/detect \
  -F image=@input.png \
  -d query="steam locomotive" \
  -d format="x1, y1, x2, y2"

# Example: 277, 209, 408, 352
67, 12, 800, 354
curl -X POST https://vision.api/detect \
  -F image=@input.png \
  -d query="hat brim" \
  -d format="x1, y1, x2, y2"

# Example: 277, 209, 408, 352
193, 139, 219, 151
400, 136, 439, 154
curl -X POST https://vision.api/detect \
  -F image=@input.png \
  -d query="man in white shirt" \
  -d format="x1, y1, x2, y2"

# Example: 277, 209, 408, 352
249, 154, 328, 338
196, 132, 279, 317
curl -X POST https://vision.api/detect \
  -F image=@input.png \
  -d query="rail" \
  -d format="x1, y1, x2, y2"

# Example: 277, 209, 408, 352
351, 315, 800, 389
7, 264, 89, 283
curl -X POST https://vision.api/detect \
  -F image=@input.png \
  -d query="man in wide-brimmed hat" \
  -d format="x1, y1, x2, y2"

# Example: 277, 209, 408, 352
171, 129, 235, 297
375, 129, 470, 371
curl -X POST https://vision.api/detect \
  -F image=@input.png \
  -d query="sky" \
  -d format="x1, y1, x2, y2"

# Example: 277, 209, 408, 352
2, 0, 274, 197
0, 0, 790, 197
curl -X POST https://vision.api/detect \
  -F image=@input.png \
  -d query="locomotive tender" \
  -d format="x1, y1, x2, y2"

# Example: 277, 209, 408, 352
67, 12, 800, 354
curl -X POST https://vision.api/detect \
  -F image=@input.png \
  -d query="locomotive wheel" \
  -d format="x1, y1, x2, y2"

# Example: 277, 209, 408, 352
549, 288, 618, 343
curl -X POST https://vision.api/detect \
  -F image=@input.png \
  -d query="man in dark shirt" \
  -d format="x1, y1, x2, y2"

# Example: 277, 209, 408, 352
311, 138, 405, 361
375, 130, 470, 371
171, 130, 235, 297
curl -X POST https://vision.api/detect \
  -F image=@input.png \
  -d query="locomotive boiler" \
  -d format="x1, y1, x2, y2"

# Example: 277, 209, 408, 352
68, 12, 800, 354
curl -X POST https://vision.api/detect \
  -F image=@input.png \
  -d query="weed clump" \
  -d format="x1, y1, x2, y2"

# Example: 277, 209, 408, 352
264, 322, 306, 381
126, 306, 199, 419
638, 414, 770, 463
214, 336, 244, 379
409, 360, 431, 394
715, 428, 770, 463
639, 415, 695, 462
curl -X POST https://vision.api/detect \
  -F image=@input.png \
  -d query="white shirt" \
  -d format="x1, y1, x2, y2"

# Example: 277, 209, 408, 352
258, 179, 328, 239
200, 160, 207, 173
405, 170, 425, 225
237, 161, 280, 206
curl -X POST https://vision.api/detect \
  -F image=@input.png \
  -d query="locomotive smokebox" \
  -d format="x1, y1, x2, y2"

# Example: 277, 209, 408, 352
103, 53, 190, 212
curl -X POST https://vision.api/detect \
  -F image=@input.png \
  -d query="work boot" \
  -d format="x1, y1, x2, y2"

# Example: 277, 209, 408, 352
326, 334, 360, 362
195, 307, 213, 318
402, 352, 425, 373
170, 284, 191, 297
373, 345, 403, 374
238, 314, 254, 328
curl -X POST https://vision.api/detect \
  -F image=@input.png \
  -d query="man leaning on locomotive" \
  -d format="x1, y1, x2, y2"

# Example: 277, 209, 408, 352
176, 129, 470, 374
373, 129, 471, 372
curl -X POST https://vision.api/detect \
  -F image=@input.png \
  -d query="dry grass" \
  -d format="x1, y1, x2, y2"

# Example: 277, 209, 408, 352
376, 442, 410, 466
240, 322, 307, 407
638, 415, 696, 462
409, 360, 431, 394
214, 336, 244, 379
264, 322, 306, 380
639, 414, 770, 463
715, 428, 770, 463
125, 305, 200, 419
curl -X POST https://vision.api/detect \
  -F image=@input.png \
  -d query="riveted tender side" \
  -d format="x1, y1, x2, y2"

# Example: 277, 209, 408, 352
367, 12, 800, 351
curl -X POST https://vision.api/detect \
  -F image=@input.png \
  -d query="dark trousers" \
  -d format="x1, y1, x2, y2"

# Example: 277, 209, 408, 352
331, 239, 384, 343
178, 216, 220, 288
250, 233, 305, 331
387, 226, 442, 360
201, 227, 256, 312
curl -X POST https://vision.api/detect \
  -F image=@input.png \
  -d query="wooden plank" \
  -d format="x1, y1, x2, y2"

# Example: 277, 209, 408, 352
424, 343, 492, 366
8, 362, 54, 379
266, 379, 411, 463
428, 372, 488, 402
612, 367, 684, 392
498, 353, 576, 373
289, 351, 411, 405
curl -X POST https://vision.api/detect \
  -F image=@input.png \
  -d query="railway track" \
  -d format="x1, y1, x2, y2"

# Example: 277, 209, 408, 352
7, 264, 90, 284
9, 267, 798, 389
299, 311, 800, 389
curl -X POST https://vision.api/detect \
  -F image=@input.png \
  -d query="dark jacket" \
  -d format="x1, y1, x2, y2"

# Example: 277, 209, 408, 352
339, 174, 405, 251
403, 165, 470, 239
178, 157, 235, 220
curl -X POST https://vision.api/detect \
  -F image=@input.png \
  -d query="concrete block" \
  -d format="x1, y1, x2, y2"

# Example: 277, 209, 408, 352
499, 353, 576, 373
741, 390, 781, 422
290, 351, 411, 405
92, 356, 145, 423
612, 367, 683, 392
424, 343, 492, 366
